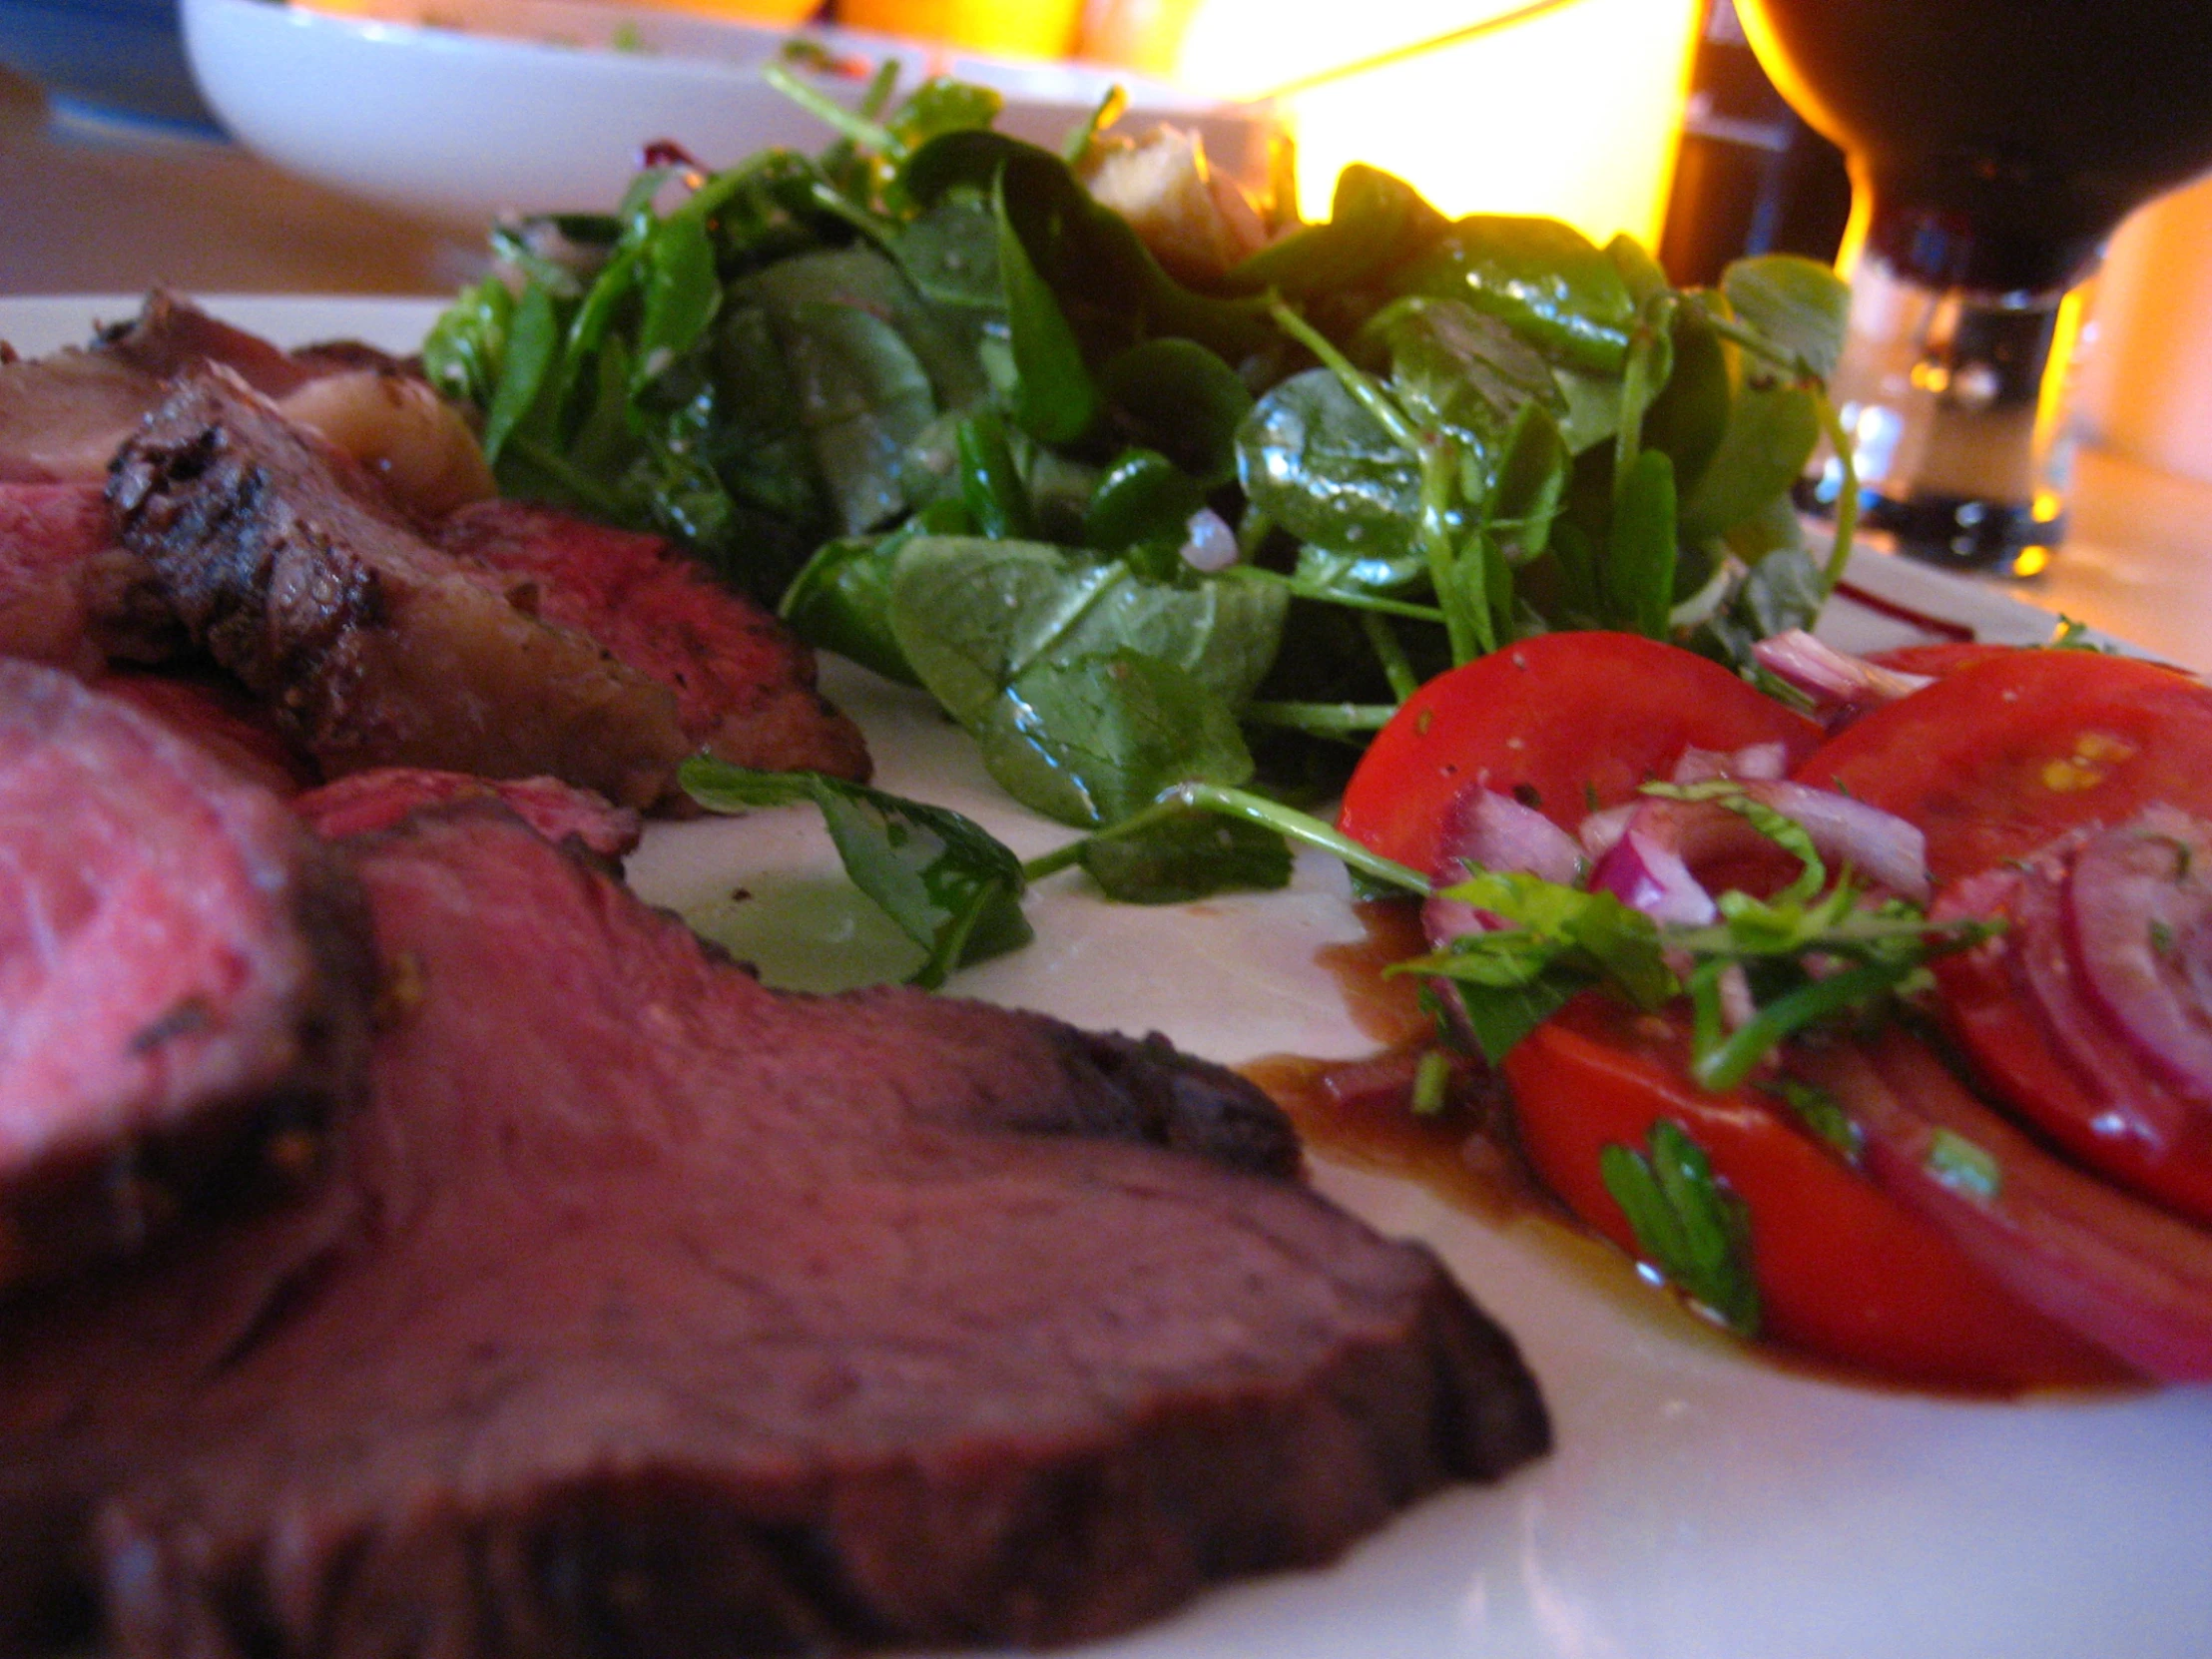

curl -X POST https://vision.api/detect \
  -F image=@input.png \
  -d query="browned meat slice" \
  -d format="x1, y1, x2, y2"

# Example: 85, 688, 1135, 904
292, 767, 642, 858
442, 499, 870, 780
0, 661, 373, 1296
0, 291, 310, 486
2, 292, 491, 523
94, 671, 319, 799
110, 371, 694, 810
0, 482, 177, 670
0, 808, 1547, 1658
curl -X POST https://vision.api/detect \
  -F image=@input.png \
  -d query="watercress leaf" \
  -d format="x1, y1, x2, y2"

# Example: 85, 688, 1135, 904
481, 279, 561, 464
1237, 368, 1422, 568
678, 759, 1032, 989
886, 76, 1005, 155
1227, 162, 1448, 294
777, 300, 939, 534
1391, 216, 1637, 375
633, 208, 722, 394
1075, 809, 1293, 904
1721, 254, 1849, 381
779, 517, 970, 686
954, 408, 1036, 539
422, 276, 513, 410
886, 536, 1289, 733
977, 648, 1256, 825
1680, 383, 1821, 543
1604, 445, 1678, 638
734, 246, 990, 414
1097, 337, 1254, 488
1082, 448, 1208, 552
1638, 299, 1733, 504
1484, 400, 1570, 567
995, 169, 1103, 444
1605, 232, 1671, 309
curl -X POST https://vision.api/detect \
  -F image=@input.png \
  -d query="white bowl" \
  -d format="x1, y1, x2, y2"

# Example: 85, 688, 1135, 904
180, 0, 1278, 232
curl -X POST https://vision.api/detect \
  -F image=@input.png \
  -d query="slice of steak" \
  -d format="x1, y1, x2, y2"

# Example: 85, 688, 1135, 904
0, 661, 373, 1295
441, 499, 870, 780
292, 767, 642, 859
0, 481, 178, 670
0, 292, 310, 487
110, 371, 693, 810
0, 809, 1547, 1658
95, 671, 319, 800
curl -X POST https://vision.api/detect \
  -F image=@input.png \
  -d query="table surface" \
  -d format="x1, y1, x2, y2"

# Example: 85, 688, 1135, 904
5, 62, 2210, 670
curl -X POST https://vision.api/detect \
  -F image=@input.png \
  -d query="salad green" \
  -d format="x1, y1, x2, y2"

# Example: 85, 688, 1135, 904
424, 54, 1853, 927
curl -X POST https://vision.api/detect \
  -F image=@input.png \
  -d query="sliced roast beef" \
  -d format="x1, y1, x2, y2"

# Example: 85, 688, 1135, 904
441, 499, 870, 780
94, 670, 319, 799
292, 767, 642, 858
0, 291, 311, 487
109, 370, 696, 810
0, 807, 1547, 1657
0, 661, 373, 1295
0, 481, 177, 670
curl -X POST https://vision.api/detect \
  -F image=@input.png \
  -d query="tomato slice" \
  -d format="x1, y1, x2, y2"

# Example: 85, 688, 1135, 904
1931, 863, 2212, 1230
1339, 633, 1824, 875
1500, 994, 2127, 1390
1793, 648, 2212, 885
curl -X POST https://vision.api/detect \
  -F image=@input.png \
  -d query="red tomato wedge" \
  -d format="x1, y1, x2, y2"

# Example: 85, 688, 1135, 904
1793, 648, 2212, 885
1501, 995, 2128, 1391
1340, 633, 1824, 875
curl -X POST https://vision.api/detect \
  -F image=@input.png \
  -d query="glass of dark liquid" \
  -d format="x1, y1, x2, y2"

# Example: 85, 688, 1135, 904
1735, 0, 2212, 572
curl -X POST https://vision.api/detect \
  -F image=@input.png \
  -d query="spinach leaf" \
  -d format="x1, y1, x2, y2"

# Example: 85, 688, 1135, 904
902, 130, 1276, 364
977, 648, 1256, 826
1228, 162, 1447, 295
1604, 446, 1679, 637
887, 536, 1287, 732
1097, 337, 1254, 488
1391, 216, 1637, 375
994, 169, 1103, 444
1237, 367, 1423, 571
679, 759, 1031, 989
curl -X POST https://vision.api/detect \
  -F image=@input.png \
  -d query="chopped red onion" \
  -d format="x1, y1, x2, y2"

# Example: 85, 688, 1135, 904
1753, 629, 1934, 726
1806, 1030, 2212, 1381
1581, 782, 1930, 917
1423, 788, 1586, 945
1590, 827, 1719, 925
2065, 807, 2212, 1108
1671, 741, 1790, 784
1179, 508, 1240, 573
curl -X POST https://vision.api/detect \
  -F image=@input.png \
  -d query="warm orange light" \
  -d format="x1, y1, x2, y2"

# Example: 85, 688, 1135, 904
1176, 0, 1699, 248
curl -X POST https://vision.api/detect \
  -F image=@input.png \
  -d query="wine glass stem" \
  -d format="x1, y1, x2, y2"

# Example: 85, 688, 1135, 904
1810, 249, 2090, 575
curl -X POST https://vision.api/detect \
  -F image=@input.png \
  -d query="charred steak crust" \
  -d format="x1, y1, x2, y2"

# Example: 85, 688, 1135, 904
0, 662, 376, 1295
0, 808, 1547, 1657
107, 372, 691, 810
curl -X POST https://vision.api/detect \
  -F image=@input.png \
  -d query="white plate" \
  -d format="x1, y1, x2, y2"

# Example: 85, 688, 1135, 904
8, 293, 2211, 1659
179, 0, 1278, 231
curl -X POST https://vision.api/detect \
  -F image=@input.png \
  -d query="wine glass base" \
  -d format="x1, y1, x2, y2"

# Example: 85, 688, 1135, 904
1795, 482, 2064, 577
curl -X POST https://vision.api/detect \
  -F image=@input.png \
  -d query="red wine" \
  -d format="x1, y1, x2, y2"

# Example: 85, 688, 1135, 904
1737, 0, 2212, 291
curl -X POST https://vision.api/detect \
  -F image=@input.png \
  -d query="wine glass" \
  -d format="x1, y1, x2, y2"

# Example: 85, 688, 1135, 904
1735, 0, 2212, 573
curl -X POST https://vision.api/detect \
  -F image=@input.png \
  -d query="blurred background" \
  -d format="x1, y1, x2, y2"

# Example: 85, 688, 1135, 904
2, 0, 2209, 486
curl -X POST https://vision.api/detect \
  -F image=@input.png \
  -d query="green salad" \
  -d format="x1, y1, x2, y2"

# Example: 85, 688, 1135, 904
421, 56, 1853, 974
